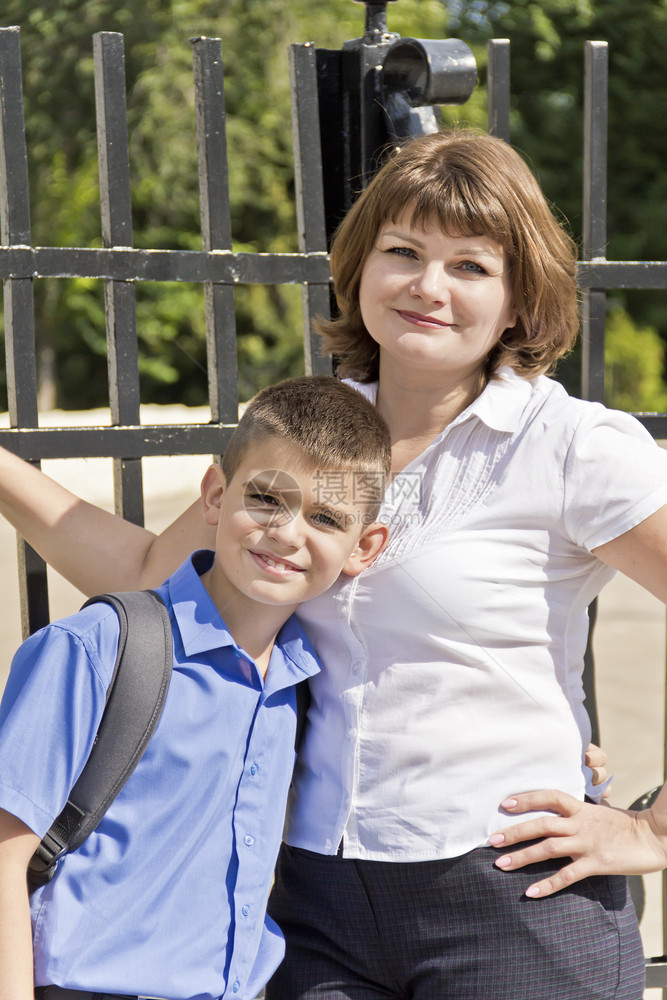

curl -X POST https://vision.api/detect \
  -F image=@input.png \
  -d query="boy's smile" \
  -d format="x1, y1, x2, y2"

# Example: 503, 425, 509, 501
199, 438, 388, 650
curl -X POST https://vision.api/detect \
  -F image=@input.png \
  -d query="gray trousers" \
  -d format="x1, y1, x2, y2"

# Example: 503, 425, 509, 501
266, 843, 645, 1000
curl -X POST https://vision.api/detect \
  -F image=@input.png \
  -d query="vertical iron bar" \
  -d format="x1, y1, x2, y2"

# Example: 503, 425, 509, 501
290, 43, 332, 376
0, 26, 49, 637
191, 37, 238, 452
341, 5, 399, 201
580, 40, 608, 761
581, 40, 608, 404
93, 31, 144, 526
487, 39, 511, 142
363, 3, 390, 36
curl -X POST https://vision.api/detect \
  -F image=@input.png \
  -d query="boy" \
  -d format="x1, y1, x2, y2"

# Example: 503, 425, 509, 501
0, 375, 391, 1000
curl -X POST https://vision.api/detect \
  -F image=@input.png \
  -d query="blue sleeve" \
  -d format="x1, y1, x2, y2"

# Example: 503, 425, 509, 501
0, 606, 120, 836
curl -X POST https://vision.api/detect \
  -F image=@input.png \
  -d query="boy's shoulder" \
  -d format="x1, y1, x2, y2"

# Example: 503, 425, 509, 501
15, 599, 124, 693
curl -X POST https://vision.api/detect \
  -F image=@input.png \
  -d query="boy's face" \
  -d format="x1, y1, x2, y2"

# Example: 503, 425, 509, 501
200, 438, 388, 618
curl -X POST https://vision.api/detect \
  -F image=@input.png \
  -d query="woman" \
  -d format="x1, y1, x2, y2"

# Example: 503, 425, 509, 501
0, 129, 665, 997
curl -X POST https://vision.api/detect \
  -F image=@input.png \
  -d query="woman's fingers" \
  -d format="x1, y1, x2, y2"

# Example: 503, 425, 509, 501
488, 789, 667, 898
498, 789, 582, 823
506, 858, 597, 899
488, 792, 582, 891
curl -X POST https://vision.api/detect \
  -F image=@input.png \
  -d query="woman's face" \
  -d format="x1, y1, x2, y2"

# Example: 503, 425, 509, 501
358, 210, 517, 383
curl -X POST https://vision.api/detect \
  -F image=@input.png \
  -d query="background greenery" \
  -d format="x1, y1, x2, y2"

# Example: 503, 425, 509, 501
0, 0, 665, 410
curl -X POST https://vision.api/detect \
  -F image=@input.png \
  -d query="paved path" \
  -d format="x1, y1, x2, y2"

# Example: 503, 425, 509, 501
0, 406, 664, 995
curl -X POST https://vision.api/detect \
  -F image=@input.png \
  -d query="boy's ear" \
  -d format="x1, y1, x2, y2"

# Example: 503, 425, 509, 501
200, 464, 227, 526
341, 521, 389, 578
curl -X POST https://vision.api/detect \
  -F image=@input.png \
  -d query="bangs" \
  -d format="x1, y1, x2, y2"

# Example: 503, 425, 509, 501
382, 166, 516, 255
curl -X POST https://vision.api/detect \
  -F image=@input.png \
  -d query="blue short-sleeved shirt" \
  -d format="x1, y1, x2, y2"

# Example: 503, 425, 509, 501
0, 550, 320, 1000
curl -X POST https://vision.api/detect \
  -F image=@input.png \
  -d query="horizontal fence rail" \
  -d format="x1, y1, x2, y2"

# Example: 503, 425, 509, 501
1, 249, 665, 288
0, 246, 331, 283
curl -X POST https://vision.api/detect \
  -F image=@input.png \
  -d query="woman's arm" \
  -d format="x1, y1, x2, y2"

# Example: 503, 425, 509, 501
0, 446, 215, 594
0, 809, 40, 1000
592, 503, 667, 602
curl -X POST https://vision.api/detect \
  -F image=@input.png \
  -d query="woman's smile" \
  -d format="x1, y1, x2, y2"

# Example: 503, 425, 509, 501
359, 209, 517, 381
395, 309, 451, 329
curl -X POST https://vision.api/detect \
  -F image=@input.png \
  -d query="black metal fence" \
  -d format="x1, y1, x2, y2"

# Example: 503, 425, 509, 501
1, 0, 667, 988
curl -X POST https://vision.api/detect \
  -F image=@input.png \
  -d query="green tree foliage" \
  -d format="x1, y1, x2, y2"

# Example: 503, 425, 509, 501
604, 307, 667, 413
0, 0, 450, 407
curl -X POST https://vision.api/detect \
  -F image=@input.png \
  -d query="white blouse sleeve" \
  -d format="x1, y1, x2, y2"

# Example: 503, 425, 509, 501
563, 403, 667, 552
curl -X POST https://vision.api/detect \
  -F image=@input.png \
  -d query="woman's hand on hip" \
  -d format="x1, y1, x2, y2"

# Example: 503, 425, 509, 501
487, 788, 667, 898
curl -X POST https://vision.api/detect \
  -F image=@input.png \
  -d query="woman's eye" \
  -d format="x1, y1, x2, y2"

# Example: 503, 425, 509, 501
457, 260, 487, 275
384, 245, 418, 259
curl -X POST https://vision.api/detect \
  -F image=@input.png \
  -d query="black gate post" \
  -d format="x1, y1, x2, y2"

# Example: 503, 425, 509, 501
0, 27, 50, 638
310, 0, 477, 244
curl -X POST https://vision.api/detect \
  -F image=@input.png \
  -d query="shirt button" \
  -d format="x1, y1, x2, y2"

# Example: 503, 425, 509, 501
345, 728, 356, 739
250, 763, 259, 776
242, 904, 251, 917
232, 980, 240, 993
351, 662, 362, 675
244, 834, 255, 847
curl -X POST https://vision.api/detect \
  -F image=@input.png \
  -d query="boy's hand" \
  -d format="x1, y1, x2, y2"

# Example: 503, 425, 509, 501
487, 789, 667, 898
584, 742, 612, 798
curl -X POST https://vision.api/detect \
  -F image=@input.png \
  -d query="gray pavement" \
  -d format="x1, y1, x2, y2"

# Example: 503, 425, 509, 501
0, 405, 664, 996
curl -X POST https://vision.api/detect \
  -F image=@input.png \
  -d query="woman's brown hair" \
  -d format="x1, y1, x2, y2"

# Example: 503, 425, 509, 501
316, 129, 579, 383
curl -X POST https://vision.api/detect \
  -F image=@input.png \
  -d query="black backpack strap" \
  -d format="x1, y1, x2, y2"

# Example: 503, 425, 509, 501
28, 590, 173, 892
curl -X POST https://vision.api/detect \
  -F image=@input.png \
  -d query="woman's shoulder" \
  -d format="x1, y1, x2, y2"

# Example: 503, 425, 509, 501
503, 369, 654, 445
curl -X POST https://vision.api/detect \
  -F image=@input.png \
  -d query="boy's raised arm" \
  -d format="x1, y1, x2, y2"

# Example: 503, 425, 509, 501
0, 808, 40, 1000
0, 446, 214, 595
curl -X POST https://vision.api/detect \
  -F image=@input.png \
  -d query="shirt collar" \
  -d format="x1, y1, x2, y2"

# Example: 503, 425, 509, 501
165, 550, 321, 684
461, 367, 534, 433
345, 367, 533, 436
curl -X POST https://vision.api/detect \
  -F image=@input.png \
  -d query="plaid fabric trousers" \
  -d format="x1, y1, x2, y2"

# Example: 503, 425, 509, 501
266, 843, 645, 1000
34, 991, 141, 999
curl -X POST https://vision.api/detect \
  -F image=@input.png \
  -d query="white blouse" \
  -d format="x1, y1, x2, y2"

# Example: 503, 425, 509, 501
287, 369, 667, 861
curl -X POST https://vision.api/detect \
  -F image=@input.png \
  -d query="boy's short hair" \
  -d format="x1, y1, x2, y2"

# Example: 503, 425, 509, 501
221, 375, 391, 519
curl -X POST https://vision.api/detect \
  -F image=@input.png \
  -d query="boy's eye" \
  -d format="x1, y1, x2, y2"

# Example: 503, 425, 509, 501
311, 510, 343, 530
247, 492, 281, 507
